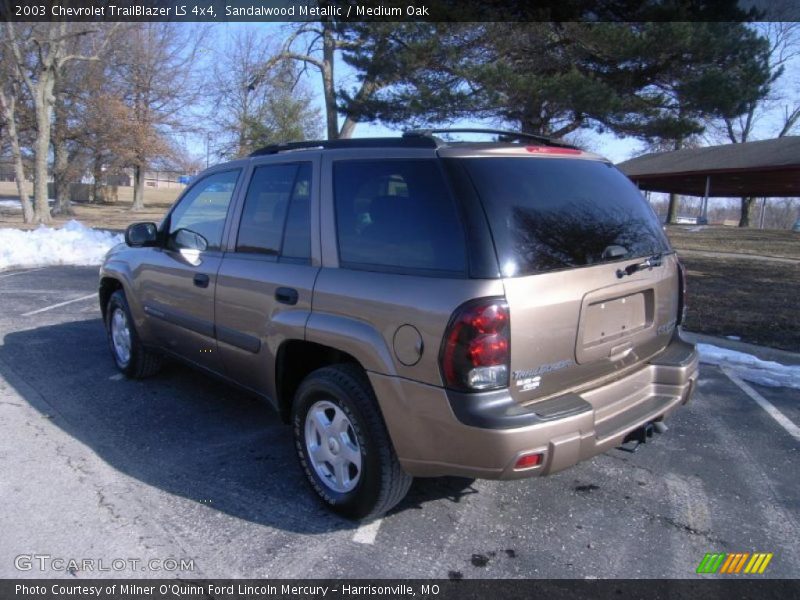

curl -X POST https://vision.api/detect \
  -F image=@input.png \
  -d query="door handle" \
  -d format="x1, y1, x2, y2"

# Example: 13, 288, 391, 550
275, 287, 299, 305
193, 273, 210, 288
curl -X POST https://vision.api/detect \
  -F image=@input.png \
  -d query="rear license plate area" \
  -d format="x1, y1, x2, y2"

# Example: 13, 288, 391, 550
582, 292, 647, 346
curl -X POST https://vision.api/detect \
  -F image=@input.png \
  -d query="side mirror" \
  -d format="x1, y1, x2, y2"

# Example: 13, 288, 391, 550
173, 228, 208, 252
125, 222, 158, 247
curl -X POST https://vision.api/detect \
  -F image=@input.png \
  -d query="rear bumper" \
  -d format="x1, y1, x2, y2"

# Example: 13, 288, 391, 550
370, 335, 698, 480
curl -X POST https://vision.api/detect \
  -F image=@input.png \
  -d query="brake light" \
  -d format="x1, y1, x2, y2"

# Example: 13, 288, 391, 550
677, 260, 687, 325
440, 298, 510, 391
525, 145, 582, 155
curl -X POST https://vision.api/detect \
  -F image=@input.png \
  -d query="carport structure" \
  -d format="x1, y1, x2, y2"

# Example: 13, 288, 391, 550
617, 136, 800, 223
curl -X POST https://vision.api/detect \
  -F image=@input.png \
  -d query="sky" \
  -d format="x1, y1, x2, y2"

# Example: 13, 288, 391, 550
194, 22, 799, 166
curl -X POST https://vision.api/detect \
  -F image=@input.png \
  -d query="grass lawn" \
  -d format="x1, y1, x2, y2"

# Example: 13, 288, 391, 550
667, 225, 800, 260
0, 181, 178, 232
666, 226, 799, 352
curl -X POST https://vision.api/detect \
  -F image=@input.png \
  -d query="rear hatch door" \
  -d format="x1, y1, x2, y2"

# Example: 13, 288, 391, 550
456, 153, 679, 404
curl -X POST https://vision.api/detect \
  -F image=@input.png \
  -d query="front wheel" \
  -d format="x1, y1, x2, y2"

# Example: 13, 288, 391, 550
292, 364, 412, 520
105, 290, 162, 379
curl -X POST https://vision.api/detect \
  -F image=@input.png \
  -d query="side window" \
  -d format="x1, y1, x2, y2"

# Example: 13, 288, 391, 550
281, 163, 312, 260
236, 163, 311, 259
333, 160, 467, 275
168, 170, 240, 251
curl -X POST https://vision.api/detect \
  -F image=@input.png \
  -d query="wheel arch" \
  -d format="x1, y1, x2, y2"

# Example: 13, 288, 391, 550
275, 339, 364, 423
99, 276, 124, 321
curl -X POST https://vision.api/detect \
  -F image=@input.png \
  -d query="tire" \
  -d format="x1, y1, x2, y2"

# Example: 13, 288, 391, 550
105, 289, 162, 379
292, 364, 412, 520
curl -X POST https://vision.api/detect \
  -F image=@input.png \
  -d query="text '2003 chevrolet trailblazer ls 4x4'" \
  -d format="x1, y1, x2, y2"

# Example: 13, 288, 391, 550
99, 129, 698, 519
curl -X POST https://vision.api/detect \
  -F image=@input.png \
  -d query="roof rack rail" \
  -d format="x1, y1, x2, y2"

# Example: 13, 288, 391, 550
249, 136, 437, 157
402, 128, 577, 149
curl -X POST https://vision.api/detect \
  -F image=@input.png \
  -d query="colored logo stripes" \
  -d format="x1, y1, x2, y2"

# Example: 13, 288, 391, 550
696, 552, 773, 574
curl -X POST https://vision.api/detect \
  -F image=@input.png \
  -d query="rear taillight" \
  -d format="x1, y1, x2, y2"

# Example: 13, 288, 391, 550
677, 260, 687, 325
440, 298, 510, 391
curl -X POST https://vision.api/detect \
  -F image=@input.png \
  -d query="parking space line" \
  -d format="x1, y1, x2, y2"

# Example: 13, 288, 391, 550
352, 518, 383, 544
21, 293, 96, 317
0, 267, 45, 279
722, 367, 800, 442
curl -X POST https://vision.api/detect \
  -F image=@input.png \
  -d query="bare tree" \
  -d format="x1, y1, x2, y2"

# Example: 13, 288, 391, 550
708, 22, 800, 227
112, 23, 201, 211
0, 40, 34, 223
252, 22, 398, 140
208, 27, 320, 158
4, 22, 113, 223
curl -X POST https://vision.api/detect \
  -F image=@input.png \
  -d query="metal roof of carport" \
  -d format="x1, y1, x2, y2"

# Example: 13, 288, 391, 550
617, 136, 800, 197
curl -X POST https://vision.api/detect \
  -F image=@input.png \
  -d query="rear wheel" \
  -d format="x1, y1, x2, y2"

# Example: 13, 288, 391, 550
105, 290, 162, 379
292, 364, 412, 520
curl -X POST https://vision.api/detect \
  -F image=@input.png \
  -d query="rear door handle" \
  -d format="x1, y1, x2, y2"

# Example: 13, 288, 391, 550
275, 287, 298, 305
193, 273, 210, 288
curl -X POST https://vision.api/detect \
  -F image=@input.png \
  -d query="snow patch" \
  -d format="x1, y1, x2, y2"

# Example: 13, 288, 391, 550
0, 199, 54, 209
0, 220, 123, 270
698, 343, 800, 390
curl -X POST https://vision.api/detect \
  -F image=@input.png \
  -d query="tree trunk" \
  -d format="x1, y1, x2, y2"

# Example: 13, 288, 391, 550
339, 79, 380, 139
32, 79, 55, 224
666, 193, 680, 225
339, 112, 357, 139
92, 156, 105, 203
322, 24, 338, 140
33, 105, 53, 224
0, 90, 34, 223
739, 196, 756, 227
131, 163, 146, 211
52, 135, 72, 215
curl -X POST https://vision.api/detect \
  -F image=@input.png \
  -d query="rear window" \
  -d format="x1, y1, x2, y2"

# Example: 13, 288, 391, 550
461, 158, 671, 276
333, 160, 467, 276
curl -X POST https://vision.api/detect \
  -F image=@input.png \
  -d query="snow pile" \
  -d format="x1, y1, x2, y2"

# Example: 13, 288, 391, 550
0, 220, 123, 270
698, 343, 800, 390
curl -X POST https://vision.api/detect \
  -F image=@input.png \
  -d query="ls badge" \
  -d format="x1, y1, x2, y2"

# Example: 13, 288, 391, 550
515, 375, 542, 392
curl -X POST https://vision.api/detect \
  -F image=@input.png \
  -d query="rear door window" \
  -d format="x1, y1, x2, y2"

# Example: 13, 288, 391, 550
333, 160, 467, 276
459, 158, 671, 277
236, 162, 311, 259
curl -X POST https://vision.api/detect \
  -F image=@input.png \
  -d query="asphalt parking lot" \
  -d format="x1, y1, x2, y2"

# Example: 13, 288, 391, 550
0, 266, 798, 579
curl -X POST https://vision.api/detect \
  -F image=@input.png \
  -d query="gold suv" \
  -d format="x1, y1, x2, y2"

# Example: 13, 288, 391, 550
99, 130, 698, 519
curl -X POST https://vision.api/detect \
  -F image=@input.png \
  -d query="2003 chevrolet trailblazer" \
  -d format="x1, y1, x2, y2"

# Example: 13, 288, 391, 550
99, 130, 698, 519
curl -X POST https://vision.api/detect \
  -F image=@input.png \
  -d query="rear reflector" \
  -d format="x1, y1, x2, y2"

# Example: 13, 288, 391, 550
514, 453, 543, 469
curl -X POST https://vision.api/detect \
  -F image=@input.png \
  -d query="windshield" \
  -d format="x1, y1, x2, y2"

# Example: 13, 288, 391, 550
459, 157, 671, 277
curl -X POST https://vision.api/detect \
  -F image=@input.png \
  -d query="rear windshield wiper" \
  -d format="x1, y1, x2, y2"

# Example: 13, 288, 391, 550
616, 253, 663, 279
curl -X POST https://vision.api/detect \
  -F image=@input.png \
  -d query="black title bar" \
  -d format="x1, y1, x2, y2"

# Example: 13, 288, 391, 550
2, 0, 799, 22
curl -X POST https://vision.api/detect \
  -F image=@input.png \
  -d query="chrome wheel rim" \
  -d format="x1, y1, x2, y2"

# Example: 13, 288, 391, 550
110, 308, 132, 367
304, 400, 362, 493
